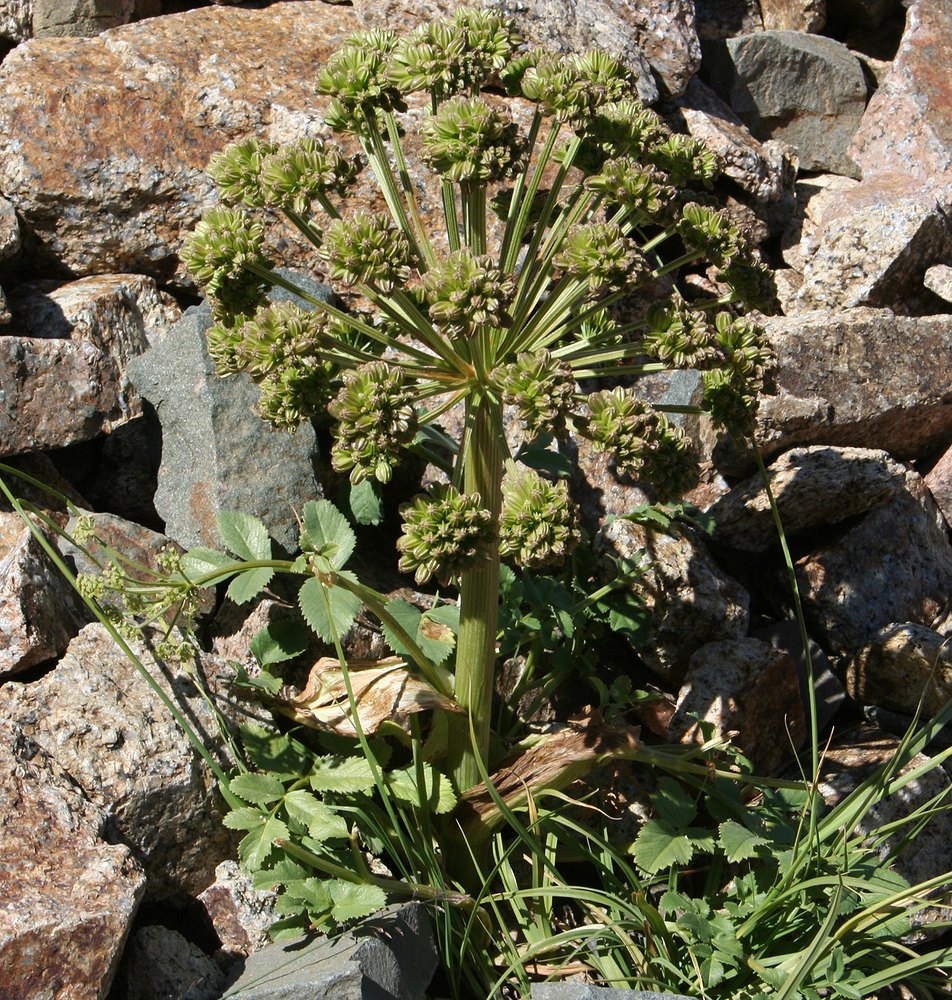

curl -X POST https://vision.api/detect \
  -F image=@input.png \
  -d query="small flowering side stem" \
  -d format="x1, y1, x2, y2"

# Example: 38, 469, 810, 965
448, 393, 505, 792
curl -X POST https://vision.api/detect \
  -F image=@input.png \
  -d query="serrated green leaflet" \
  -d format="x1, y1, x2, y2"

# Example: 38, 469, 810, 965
222, 806, 267, 831
300, 500, 355, 570
383, 598, 458, 665
217, 510, 272, 561
226, 565, 274, 604
239, 723, 314, 779
719, 819, 770, 862
630, 819, 695, 874
299, 573, 361, 643
385, 765, 457, 814
329, 881, 386, 922
253, 859, 308, 889
229, 771, 287, 806
179, 546, 236, 579
349, 479, 383, 525
283, 789, 349, 840
238, 815, 289, 870
251, 619, 311, 666
309, 755, 376, 793
651, 776, 698, 828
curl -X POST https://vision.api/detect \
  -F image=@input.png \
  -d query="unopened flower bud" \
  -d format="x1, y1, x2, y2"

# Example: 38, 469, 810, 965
499, 468, 580, 569
397, 486, 494, 585
498, 350, 577, 438
328, 362, 418, 484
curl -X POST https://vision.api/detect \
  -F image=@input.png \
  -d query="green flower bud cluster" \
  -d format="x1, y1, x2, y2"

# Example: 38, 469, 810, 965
397, 485, 494, 584
639, 419, 700, 501
206, 302, 334, 429
498, 350, 577, 438
553, 222, 649, 296
423, 250, 515, 333
182, 207, 270, 318
698, 312, 776, 439
421, 96, 527, 183
701, 368, 760, 440
717, 257, 779, 312
573, 99, 669, 174
582, 388, 699, 497
641, 301, 720, 369
650, 134, 721, 189
521, 50, 636, 124
389, 8, 519, 97
583, 387, 659, 478
318, 29, 406, 135
328, 362, 418, 484
677, 202, 747, 269
585, 158, 675, 220
259, 138, 360, 214
712, 312, 775, 390
499, 468, 580, 570
322, 210, 414, 290
208, 138, 278, 209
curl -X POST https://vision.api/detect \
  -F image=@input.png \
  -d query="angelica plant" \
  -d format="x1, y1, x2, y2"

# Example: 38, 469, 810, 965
181, 6, 774, 794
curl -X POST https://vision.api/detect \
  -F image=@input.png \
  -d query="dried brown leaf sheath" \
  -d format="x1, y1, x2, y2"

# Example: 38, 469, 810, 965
272, 655, 461, 737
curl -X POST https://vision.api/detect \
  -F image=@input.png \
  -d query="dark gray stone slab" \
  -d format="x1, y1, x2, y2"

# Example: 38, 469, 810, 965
223, 903, 437, 1000
126, 274, 332, 553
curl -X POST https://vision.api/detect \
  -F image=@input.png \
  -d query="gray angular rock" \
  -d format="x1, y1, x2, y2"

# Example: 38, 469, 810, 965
850, 0, 952, 187
780, 172, 860, 273
596, 517, 749, 683
196, 859, 277, 959
115, 924, 227, 1000
712, 308, 952, 476
676, 77, 798, 204
126, 303, 321, 553
0, 2, 361, 284
796, 177, 952, 312
791, 471, 952, 655
0, 719, 146, 1000
0, 274, 180, 457
670, 637, 806, 772
225, 903, 438, 1000
925, 440, 952, 527
0, 623, 237, 900
32, 0, 160, 38
924, 263, 952, 304
0, 0, 30, 42
707, 446, 906, 552
0, 193, 21, 262
0, 513, 88, 677
0, 335, 127, 456
703, 30, 867, 176
847, 623, 952, 718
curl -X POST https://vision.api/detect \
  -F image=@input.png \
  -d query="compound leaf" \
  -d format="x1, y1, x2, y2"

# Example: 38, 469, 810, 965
300, 500, 355, 570
299, 575, 361, 644
218, 510, 272, 562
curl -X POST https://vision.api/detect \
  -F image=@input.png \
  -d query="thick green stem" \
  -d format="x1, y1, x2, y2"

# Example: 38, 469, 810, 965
448, 395, 504, 792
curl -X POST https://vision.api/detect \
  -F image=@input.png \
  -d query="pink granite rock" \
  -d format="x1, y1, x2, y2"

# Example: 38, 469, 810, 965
850, 0, 952, 187
671, 637, 806, 772
0, 719, 145, 1000
0, 2, 361, 285
0, 513, 88, 678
